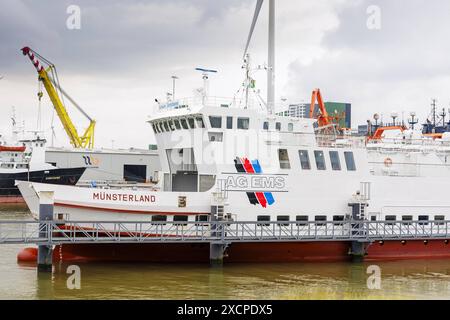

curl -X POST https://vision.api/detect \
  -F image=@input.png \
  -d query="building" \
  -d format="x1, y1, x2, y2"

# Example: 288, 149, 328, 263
277, 102, 352, 128
46, 147, 161, 183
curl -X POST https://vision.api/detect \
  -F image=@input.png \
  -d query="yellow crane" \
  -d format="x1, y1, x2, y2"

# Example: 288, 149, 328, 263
21, 47, 96, 149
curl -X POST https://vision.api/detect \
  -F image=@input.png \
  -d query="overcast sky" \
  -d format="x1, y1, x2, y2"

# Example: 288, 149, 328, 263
1, 0, 450, 148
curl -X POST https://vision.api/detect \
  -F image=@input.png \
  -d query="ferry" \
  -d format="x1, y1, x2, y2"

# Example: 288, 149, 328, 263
15, 0, 450, 263
16, 95, 450, 262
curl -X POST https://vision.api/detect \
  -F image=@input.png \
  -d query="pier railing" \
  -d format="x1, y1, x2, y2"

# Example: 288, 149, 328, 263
1, 220, 450, 245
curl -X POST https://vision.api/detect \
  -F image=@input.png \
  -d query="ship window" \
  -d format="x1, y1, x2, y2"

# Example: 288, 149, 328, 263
418, 215, 429, 225
298, 150, 311, 170
151, 215, 167, 224
314, 151, 326, 170
187, 118, 196, 129
195, 215, 209, 226
157, 122, 164, 132
278, 149, 291, 169
196, 117, 205, 128
402, 215, 413, 225
226, 116, 233, 129
344, 151, 356, 171
435, 215, 445, 226
168, 120, 175, 131
209, 116, 222, 128
163, 121, 170, 132
329, 151, 341, 171
288, 123, 294, 132
385, 215, 396, 225
296, 215, 308, 226
370, 216, 377, 221
237, 117, 250, 130
180, 118, 189, 129
174, 119, 181, 130
257, 215, 271, 226
275, 122, 281, 131
263, 121, 269, 130
277, 215, 290, 226
173, 215, 188, 225
315, 215, 327, 226
152, 124, 158, 133
333, 215, 345, 226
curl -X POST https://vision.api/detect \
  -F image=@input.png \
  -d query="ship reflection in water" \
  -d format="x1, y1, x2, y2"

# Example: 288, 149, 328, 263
2, 211, 450, 300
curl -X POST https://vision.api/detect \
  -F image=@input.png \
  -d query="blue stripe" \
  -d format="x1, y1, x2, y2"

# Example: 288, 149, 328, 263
251, 160, 262, 173
264, 192, 275, 205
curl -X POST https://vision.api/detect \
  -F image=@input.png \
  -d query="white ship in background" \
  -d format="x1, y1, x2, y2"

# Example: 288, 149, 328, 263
16, 0, 450, 262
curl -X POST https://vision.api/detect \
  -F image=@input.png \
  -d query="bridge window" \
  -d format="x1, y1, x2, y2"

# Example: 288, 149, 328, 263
296, 215, 308, 226
187, 118, 196, 129
209, 116, 222, 128
163, 121, 170, 132
277, 215, 290, 226
344, 151, 356, 171
157, 122, 164, 132
174, 119, 181, 130
173, 215, 188, 225
275, 122, 281, 131
168, 120, 175, 131
237, 117, 250, 130
278, 149, 291, 169
329, 151, 341, 171
314, 151, 326, 170
257, 215, 270, 226
196, 117, 205, 128
227, 116, 233, 129
263, 121, 269, 130
180, 118, 189, 129
298, 150, 311, 170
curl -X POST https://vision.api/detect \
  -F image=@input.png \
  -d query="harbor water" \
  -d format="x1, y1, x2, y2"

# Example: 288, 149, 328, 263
2, 206, 450, 300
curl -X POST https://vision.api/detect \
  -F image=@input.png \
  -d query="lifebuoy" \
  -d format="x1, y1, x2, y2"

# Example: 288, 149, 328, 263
384, 158, 393, 167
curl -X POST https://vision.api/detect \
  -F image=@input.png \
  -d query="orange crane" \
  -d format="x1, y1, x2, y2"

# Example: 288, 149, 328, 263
309, 88, 336, 129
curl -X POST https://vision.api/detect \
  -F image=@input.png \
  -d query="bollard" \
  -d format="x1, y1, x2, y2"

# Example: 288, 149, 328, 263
37, 191, 54, 272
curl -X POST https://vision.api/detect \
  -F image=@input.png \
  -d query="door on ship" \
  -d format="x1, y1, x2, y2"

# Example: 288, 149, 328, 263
123, 164, 147, 182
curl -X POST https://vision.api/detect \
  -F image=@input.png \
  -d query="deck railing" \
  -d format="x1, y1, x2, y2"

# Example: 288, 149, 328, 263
1, 220, 450, 245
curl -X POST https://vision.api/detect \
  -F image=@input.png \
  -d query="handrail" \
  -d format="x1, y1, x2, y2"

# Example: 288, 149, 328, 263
1, 220, 450, 245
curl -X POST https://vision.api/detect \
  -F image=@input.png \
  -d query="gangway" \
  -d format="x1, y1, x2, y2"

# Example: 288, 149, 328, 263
1, 219, 449, 245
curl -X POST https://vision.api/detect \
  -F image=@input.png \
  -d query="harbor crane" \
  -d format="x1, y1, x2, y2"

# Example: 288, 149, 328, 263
21, 47, 96, 149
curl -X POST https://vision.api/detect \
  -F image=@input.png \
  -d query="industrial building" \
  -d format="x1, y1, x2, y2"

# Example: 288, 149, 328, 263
46, 147, 161, 183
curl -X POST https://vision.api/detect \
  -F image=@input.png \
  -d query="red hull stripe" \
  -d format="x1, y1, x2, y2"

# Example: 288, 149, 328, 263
54, 202, 208, 216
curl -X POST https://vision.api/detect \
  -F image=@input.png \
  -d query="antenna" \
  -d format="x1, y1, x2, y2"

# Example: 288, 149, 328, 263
195, 67, 217, 105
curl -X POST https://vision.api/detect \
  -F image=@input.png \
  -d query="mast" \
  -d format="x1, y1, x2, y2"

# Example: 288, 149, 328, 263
267, 0, 275, 115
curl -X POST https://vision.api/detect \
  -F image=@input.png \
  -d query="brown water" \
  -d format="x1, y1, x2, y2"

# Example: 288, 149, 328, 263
2, 206, 450, 300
